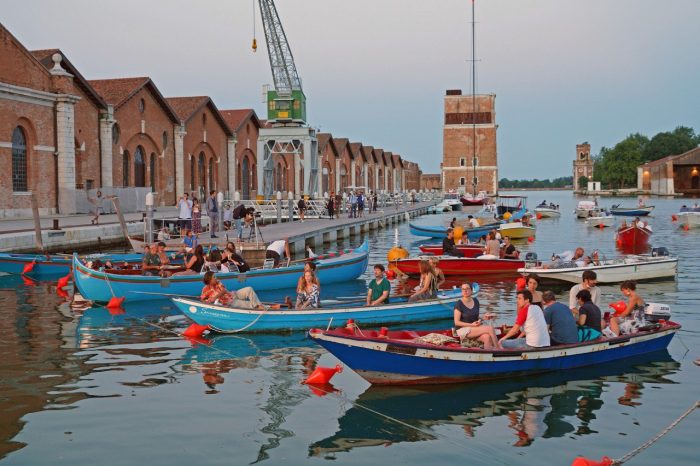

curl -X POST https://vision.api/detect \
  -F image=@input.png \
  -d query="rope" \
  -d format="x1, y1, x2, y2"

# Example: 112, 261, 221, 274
612, 400, 699, 465
209, 305, 272, 334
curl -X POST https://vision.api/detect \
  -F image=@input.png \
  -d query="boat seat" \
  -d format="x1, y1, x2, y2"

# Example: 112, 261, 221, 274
262, 259, 276, 269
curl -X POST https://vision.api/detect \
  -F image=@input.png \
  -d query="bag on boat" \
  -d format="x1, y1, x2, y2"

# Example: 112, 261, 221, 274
578, 326, 602, 342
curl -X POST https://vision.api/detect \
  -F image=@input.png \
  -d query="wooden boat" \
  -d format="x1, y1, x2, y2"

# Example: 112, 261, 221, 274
616, 224, 652, 249
585, 215, 615, 228
409, 222, 501, 241
534, 206, 560, 218
392, 256, 524, 276
418, 243, 484, 258
72, 241, 369, 303
171, 289, 461, 333
499, 221, 535, 239
308, 321, 680, 385
610, 205, 654, 216
518, 253, 677, 284
0, 252, 148, 278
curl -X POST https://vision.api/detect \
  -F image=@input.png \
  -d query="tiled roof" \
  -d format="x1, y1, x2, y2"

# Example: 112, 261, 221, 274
334, 138, 349, 155
220, 109, 259, 133
165, 96, 209, 121
317, 133, 337, 156
348, 142, 362, 161
88, 77, 150, 106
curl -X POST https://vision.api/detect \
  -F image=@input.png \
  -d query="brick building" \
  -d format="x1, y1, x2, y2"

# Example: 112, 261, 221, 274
573, 143, 594, 191
421, 173, 441, 191
403, 160, 422, 191
220, 109, 260, 200
638, 147, 700, 196
442, 90, 498, 195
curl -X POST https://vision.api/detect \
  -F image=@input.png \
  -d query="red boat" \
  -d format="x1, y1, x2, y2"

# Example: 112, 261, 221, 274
392, 256, 524, 276
460, 191, 489, 206
418, 243, 484, 258
616, 224, 651, 252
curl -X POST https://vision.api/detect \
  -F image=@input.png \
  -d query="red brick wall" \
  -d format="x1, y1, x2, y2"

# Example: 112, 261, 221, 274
421, 174, 441, 191
235, 119, 258, 195
72, 85, 101, 189
0, 27, 52, 92
182, 105, 229, 198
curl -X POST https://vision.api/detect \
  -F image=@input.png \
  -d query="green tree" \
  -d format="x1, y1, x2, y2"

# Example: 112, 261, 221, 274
594, 133, 649, 189
642, 126, 700, 162
578, 176, 589, 190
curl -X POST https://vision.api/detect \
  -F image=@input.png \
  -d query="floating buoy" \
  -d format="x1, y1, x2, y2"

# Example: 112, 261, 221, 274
387, 246, 409, 262
304, 364, 343, 384
571, 456, 612, 466
527, 236, 535, 243
683, 224, 690, 231
671, 214, 678, 222
598, 223, 605, 229
536, 213, 543, 220
182, 323, 210, 338
516, 277, 527, 291
503, 212, 512, 221
56, 274, 70, 290
386, 269, 397, 280
106, 296, 125, 309
56, 287, 69, 299
609, 301, 627, 316
22, 261, 36, 274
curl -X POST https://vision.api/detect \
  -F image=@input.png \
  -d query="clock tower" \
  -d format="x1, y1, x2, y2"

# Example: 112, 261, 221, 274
573, 142, 593, 191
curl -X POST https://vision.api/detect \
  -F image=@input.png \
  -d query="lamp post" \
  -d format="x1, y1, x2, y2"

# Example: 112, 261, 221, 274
145, 192, 155, 244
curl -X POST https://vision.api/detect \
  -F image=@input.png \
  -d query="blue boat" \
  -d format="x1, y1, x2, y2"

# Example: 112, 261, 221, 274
409, 222, 500, 241
73, 242, 370, 303
0, 252, 149, 278
308, 321, 680, 385
171, 289, 460, 333
610, 205, 654, 216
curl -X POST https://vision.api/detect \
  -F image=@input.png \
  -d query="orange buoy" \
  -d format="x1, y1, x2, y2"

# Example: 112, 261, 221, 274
571, 456, 613, 466
106, 296, 125, 309
22, 276, 37, 287
306, 382, 338, 397
304, 364, 343, 384
182, 323, 210, 337
598, 223, 605, 229
56, 275, 70, 290
527, 236, 535, 243
671, 214, 678, 221
22, 261, 36, 274
683, 224, 690, 231
386, 269, 397, 280
516, 277, 527, 291
609, 301, 627, 316
536, 213, 543, 220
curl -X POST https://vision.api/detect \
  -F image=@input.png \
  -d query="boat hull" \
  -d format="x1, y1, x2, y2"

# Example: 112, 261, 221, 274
499, 223, 535, 239
518, 257, 677, 284
585, 216, 615, 228
73, 242, 369, 302
394, 256, 524, 276
610, 206, 654, 216
616, 225, 651, 249
309, 324, 679, 385
678, 212, 700, 229
172, 290, 460, 332
418, 244, 483, 258
0, 252, 146, 277
534, 207, 560, 218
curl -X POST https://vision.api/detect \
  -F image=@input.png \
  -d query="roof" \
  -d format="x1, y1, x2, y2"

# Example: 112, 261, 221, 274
166, 96, 233, 136
362, 145, 374, 163
220, 109, 260, 133
88, 77, 180, 123
317, 133, 337, 157
641, 146, 700, 168
334, 138, 349, 156
348, 142, 362, 161
30, 48, 107, 109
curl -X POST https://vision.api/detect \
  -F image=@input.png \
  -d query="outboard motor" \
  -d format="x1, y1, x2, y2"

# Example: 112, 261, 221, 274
644, 303, 671, 323
651, 247, 669, 257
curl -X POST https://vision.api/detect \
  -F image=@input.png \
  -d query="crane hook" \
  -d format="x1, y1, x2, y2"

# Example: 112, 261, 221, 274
252, 38, 257, 52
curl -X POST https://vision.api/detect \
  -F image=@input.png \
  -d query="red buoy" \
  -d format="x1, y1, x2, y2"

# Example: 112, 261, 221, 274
527, 236, 535, 243
571, 456, 613, 466
56, 275, 70, 290
56, 287, 69, 299
609, 300, 627, 316
536, 213, 543, 220
106, 296, 125, 309
304, 364, 343, 384
516, 277, 527, 291
22, 261, 36, 275
182, 323, 210, 337
671, 214, 678, 222
386, 269, 397, 280
683, 224, 690, 231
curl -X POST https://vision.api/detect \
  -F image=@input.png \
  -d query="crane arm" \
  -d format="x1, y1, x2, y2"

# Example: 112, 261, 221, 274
258, 0, 302, 96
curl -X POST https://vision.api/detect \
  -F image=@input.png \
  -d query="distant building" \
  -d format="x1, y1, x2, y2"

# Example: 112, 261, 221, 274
441, 90, 498, 195
638, 147, 700, 196
421, 174, 441, 191
573, 143, 594, 191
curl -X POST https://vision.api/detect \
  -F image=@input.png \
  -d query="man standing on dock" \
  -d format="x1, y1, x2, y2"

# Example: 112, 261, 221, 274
206, 190, 219, 238
177, 193, 193, 233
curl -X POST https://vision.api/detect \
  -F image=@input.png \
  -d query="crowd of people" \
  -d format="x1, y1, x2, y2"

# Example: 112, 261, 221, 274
441, 227, 521, 260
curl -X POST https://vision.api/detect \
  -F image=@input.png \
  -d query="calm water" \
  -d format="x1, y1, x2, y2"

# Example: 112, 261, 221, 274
1, 191, 698, 465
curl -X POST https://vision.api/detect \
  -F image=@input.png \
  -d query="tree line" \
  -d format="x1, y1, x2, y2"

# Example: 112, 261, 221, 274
592, 126, 700, 189
499, 176, 572, 189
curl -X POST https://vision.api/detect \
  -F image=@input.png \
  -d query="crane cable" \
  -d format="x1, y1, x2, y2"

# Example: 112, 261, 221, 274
252, 0, 258, 52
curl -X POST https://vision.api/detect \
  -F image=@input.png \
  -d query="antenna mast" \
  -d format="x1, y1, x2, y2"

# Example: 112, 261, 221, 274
470, 0, 478, 197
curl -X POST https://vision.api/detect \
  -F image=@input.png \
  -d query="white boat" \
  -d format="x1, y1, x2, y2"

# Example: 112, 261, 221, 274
429, 201, 453, 213
443, 193, 463, 211
518, 253, 677, 284
585, 215, 615, 228
534, 206, 560, 218
677, 209, 700, 229
575, 200, 599, 218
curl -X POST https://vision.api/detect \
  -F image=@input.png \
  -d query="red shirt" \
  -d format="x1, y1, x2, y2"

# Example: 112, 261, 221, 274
201, 282, 232, 305
515, 304, 529, 326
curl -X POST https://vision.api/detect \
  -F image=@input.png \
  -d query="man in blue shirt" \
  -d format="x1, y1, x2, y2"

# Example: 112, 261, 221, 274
542, 290, 579, 345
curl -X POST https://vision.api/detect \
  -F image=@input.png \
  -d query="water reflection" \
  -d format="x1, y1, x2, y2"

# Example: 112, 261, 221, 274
309, 352, 679, 457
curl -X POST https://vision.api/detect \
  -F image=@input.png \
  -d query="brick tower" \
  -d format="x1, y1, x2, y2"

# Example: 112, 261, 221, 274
573, 143, 593, 190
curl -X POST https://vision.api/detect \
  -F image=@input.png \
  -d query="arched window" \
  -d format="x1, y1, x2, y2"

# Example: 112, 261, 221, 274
123, 150, 130, 186
242, 157, 250, 200
322, 165, 329, 195
340, 165, 347, 190
149, 153, 156, 191
12, 127, 28, 192
198, 152, 206, 193
208, 157, 214, 191
134, 146, 145, 187
190, 157, 195, 191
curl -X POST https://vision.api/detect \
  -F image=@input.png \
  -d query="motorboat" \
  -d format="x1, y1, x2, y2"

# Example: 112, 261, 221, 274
460, 191, 489, 206
610, 204, 654, 216
171, 289, 461, 333
392, 255, 524, 276
575, 200, 598, 218
499, 221, 536, 239
427, 202, 452, 214
308, 321, 680, 385
518, 250, 676, 284
443, 192, 463, 211
676, 206, 700, 229
616, 222, 652, 250
585, 214, 615, 228
495, 195, 528, 218
534, 204, 560, 218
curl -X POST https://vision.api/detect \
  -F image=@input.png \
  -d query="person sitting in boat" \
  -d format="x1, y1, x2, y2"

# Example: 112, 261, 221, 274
266, 238, 291, 267
575, 289, 603, 341
450, 217, 457, 228
498, 289, 550, 349
142, 244, 162, 276
453, 282, 501, 349
521, 215, 531, 227
174, 244, 206, 276
442, 228, 463, 257
541, 290, 578, 345
408, 260, 439, 303
429, 257, 446, 289
480, 230, 501, 259
157, 227, 171, 242
182, 229, 198, 253
200, 271, 264, 309
366, 264, 391, 306
297, 262, 320, 298
222, 242, 250, 273
606, 280, 645, 337
502, 236, 519, 259
591, 250, 601, 266
203, 248, 225, 273
538, 200, 547, 207
467, 215, 480, 228
569, 270, 601, 312
526, 274, 543, 307
296, 269, 320, 309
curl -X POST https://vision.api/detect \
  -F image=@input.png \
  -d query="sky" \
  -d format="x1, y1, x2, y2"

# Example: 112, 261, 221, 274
3, 0, 700, 179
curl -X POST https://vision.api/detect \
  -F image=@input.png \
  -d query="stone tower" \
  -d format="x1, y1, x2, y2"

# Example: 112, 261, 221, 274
573, 143, 593, 191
